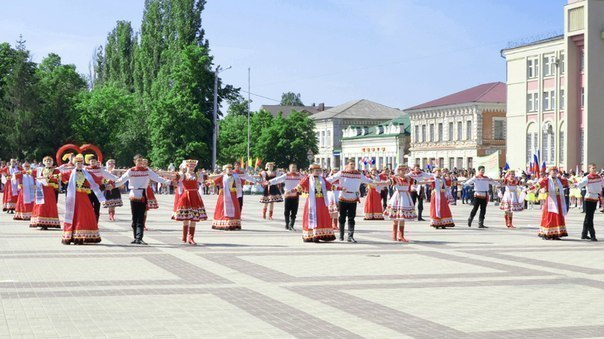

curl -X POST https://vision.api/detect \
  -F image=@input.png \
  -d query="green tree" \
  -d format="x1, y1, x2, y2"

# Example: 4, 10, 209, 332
280, 91, 304, 106
217, 113, 248, 164
103, 21, 136, 91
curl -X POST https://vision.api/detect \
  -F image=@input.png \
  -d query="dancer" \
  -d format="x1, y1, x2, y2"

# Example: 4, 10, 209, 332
13, 162, 35, 221
60, 154, 106, 245
85, 156, 118, 222
379, 167, 392, 209
1, 159, 20, 213
30, 156, 61, 229
259, 162, 283, 219
363, 167, 385, 220
384, 165, 416, 242
538, 166, 569, 240
576, 163, 603, 241
172, 159, 208, 245
426, 168, 455, 229
113, 155, 172, 245
211, 164, 242, 230
292, 164, 336, 242
443, 169, 456, 205
269, 163, 303, 231
326, 168, 341, 231
466, 166, 499, 228
102, 159, 123, 221
499, 169, 523, 229
408, 164, 426, 221
233, 161, 257, 212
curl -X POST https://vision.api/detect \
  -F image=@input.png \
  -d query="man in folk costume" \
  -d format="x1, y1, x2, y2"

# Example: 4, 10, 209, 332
102, 159, 123, 221
85, 155, 118, 222
1, 159, 21, 213
384, 165, 417, 242
233, 161, 258, 212
576, 163, 602, 241
211, 164, 243, 230
327, 159, 382, 243
408, 164, 426, 221
30, 156, 61, 229
292, 164, 336, 242
538, 166, 569, 240
465, 166, 499, 228
499, 169, 523, 229
13, 162, 36, 220
60, 154, 106, 245
269, 163, 304, 231
113, 154, 172, 245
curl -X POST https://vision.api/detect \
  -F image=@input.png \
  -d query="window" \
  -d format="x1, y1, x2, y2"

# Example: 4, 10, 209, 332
543, 55, 555, 76
580, 128, 585, 164
494, 120, 505, 140
456, 157, 463, 169
326, 130, 331, 146
560, 89, 565, 110
560, 53, 565, 75
466, 121, 472, 140
415, 158, 420, 166
438, 157, 444, 167
414, 125, 419, 142
429, 124, 434, 142
543, 90, 555, 111
581, 87, 585, 107
438, 123, 443, 142
527, 92, 539, 112
449, 157, 454, 170
569, 6, 585, 32
549, 132, 555, 163
559, 131, 565, 162
448, 122, 453, 141
457, 122, 462, 141
526, 132, 532, 163
527, 57, 539, 78
543, 91, 550, 111
421, 125, 426, 142
580, 50, 585, 72
316, 132, 320, 145
467, 157, 473, 169
542, 131, 549, 163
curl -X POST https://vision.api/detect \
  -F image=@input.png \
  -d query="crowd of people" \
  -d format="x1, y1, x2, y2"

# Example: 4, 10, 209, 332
2, 153, 603, 246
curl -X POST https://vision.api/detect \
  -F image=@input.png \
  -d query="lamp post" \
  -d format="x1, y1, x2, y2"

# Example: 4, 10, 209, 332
307, 150, 314, 165
212, 65, 231, 171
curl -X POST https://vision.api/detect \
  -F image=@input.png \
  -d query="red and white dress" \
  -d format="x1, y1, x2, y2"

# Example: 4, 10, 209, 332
172, 173, 208, 221
296, 175, 336, 242
428, 175, 455, 228
30, 167, 61, 228
444, 178, 455, 205
384, 176, 416, 220
212, 174, 241, 230
1, 165, 20, 211
538, 177, 568, 239
13, 171, 35, 220
363, 177, 384, 220
500, 176, 524, 212
146, 186, 158, 210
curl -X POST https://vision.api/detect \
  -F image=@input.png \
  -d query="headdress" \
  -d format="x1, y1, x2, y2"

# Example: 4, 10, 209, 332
309, 163, 321, 170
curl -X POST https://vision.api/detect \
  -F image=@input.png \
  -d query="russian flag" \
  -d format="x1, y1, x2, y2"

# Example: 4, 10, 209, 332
503, 162, 510, 171
541, 161, 546, 174
532, 154, 540, 178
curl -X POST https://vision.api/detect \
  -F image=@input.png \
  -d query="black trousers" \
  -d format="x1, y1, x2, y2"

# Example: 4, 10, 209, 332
338, 201, 357, 238
470, 197, 488, 223
88, 193, 101, 222
130, 200, 147, 240
380, 190, 388, 210
583, 200, 597, 238
238, 196, 244, 212
284, 196, 299, 227
411, 191, 423, 218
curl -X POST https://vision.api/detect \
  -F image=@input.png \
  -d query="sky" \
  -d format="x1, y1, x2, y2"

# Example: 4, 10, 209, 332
0, 0, 567, 111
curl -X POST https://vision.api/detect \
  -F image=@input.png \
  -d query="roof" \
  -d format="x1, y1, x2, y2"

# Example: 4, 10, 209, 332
342, 115, 411, 140
405, 82, 506, 111
502, 34, 564, 53
259, 105, 331, 118
310, 99, 403, 120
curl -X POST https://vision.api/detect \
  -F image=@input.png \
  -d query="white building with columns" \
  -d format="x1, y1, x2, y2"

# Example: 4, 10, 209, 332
310, 99, 404, 169
406, 82, 507, 170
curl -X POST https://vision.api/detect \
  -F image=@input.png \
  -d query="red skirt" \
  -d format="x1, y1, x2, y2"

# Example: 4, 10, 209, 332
302, 196, 336, 242
172, 189, 208, 221
146, 187, 158, 210
2, 182, 17, 211
363, 187, 384, 220
539, 196, 568, 239
212, 191, 241, 230
30, 186, 60, 228
173, 190, 181, 212
429, 191, 455, 228
62, 191, 101, 244
13, 189, 34, 220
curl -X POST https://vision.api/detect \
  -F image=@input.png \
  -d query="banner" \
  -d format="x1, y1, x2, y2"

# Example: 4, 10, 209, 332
474, 151, 500, 178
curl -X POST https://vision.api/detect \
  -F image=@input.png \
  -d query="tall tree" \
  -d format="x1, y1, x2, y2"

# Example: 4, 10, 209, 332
280, 91, 304, 106
103, 21, 136, 91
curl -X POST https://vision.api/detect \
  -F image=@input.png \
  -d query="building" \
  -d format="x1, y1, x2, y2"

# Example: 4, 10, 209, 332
340, 116, 410, 171
406, 82, 507, 170
310, 99, 404, 169
259, 103, 330, 118
502, 0, 604, 171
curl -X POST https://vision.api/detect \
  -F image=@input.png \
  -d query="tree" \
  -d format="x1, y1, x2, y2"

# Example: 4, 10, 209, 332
280, 91, 304, 106
217, 113, 248, 164
103, 21, 136, 91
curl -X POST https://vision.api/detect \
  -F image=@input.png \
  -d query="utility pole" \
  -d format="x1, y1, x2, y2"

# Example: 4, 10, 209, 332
212, 65, 231, 171
247, 67, 251, 170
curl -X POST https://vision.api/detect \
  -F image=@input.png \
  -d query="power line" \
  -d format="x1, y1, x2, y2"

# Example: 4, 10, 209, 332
238, 89, 279, 103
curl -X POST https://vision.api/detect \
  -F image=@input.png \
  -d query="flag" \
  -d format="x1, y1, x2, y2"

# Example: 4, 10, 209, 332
532, 154, 540, 178
240, 156, 244, 167
247, 158, 253, 168
503, 162, 510, 171
255, 157, 262, 169
541, 161, 546, 174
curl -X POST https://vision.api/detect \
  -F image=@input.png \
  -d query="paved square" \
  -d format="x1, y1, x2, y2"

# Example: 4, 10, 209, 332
1, 193, 604, 338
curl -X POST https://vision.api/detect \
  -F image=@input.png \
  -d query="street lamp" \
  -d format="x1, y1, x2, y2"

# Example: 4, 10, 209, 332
307, 150, 314, 165
212, 65, 231, 171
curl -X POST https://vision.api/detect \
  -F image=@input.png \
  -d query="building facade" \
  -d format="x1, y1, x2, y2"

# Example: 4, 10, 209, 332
502, 0, 604, 171
340, 116, 410, 171
406, 82, 507, 170
311, 99, 404, 169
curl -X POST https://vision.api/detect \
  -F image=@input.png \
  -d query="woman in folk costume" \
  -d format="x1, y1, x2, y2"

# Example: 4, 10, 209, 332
326, 168, 341, 230
363, 167, 385, 220
293, 164, 336, 242
1, 159, 21, 213
13, 162, 36, 221
384, 164, 416, 242
259, 162, 283, 219
538, 166, 569, 240
143, 158, 159, 210
102, 159, 123, 221
30, 156, 61, 229
499, 169, 523, 229
425, 168, 455, 229
172, 159, 208, 245
60, 154, 106, 245
212, 164, 242, 230
173, 162, 187, 213
443, 169, 456, 205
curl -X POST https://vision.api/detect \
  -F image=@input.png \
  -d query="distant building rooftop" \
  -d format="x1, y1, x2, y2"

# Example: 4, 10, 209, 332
405, 82, 506, 111
259, 103, 330, 117
311, 99, 403, 120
